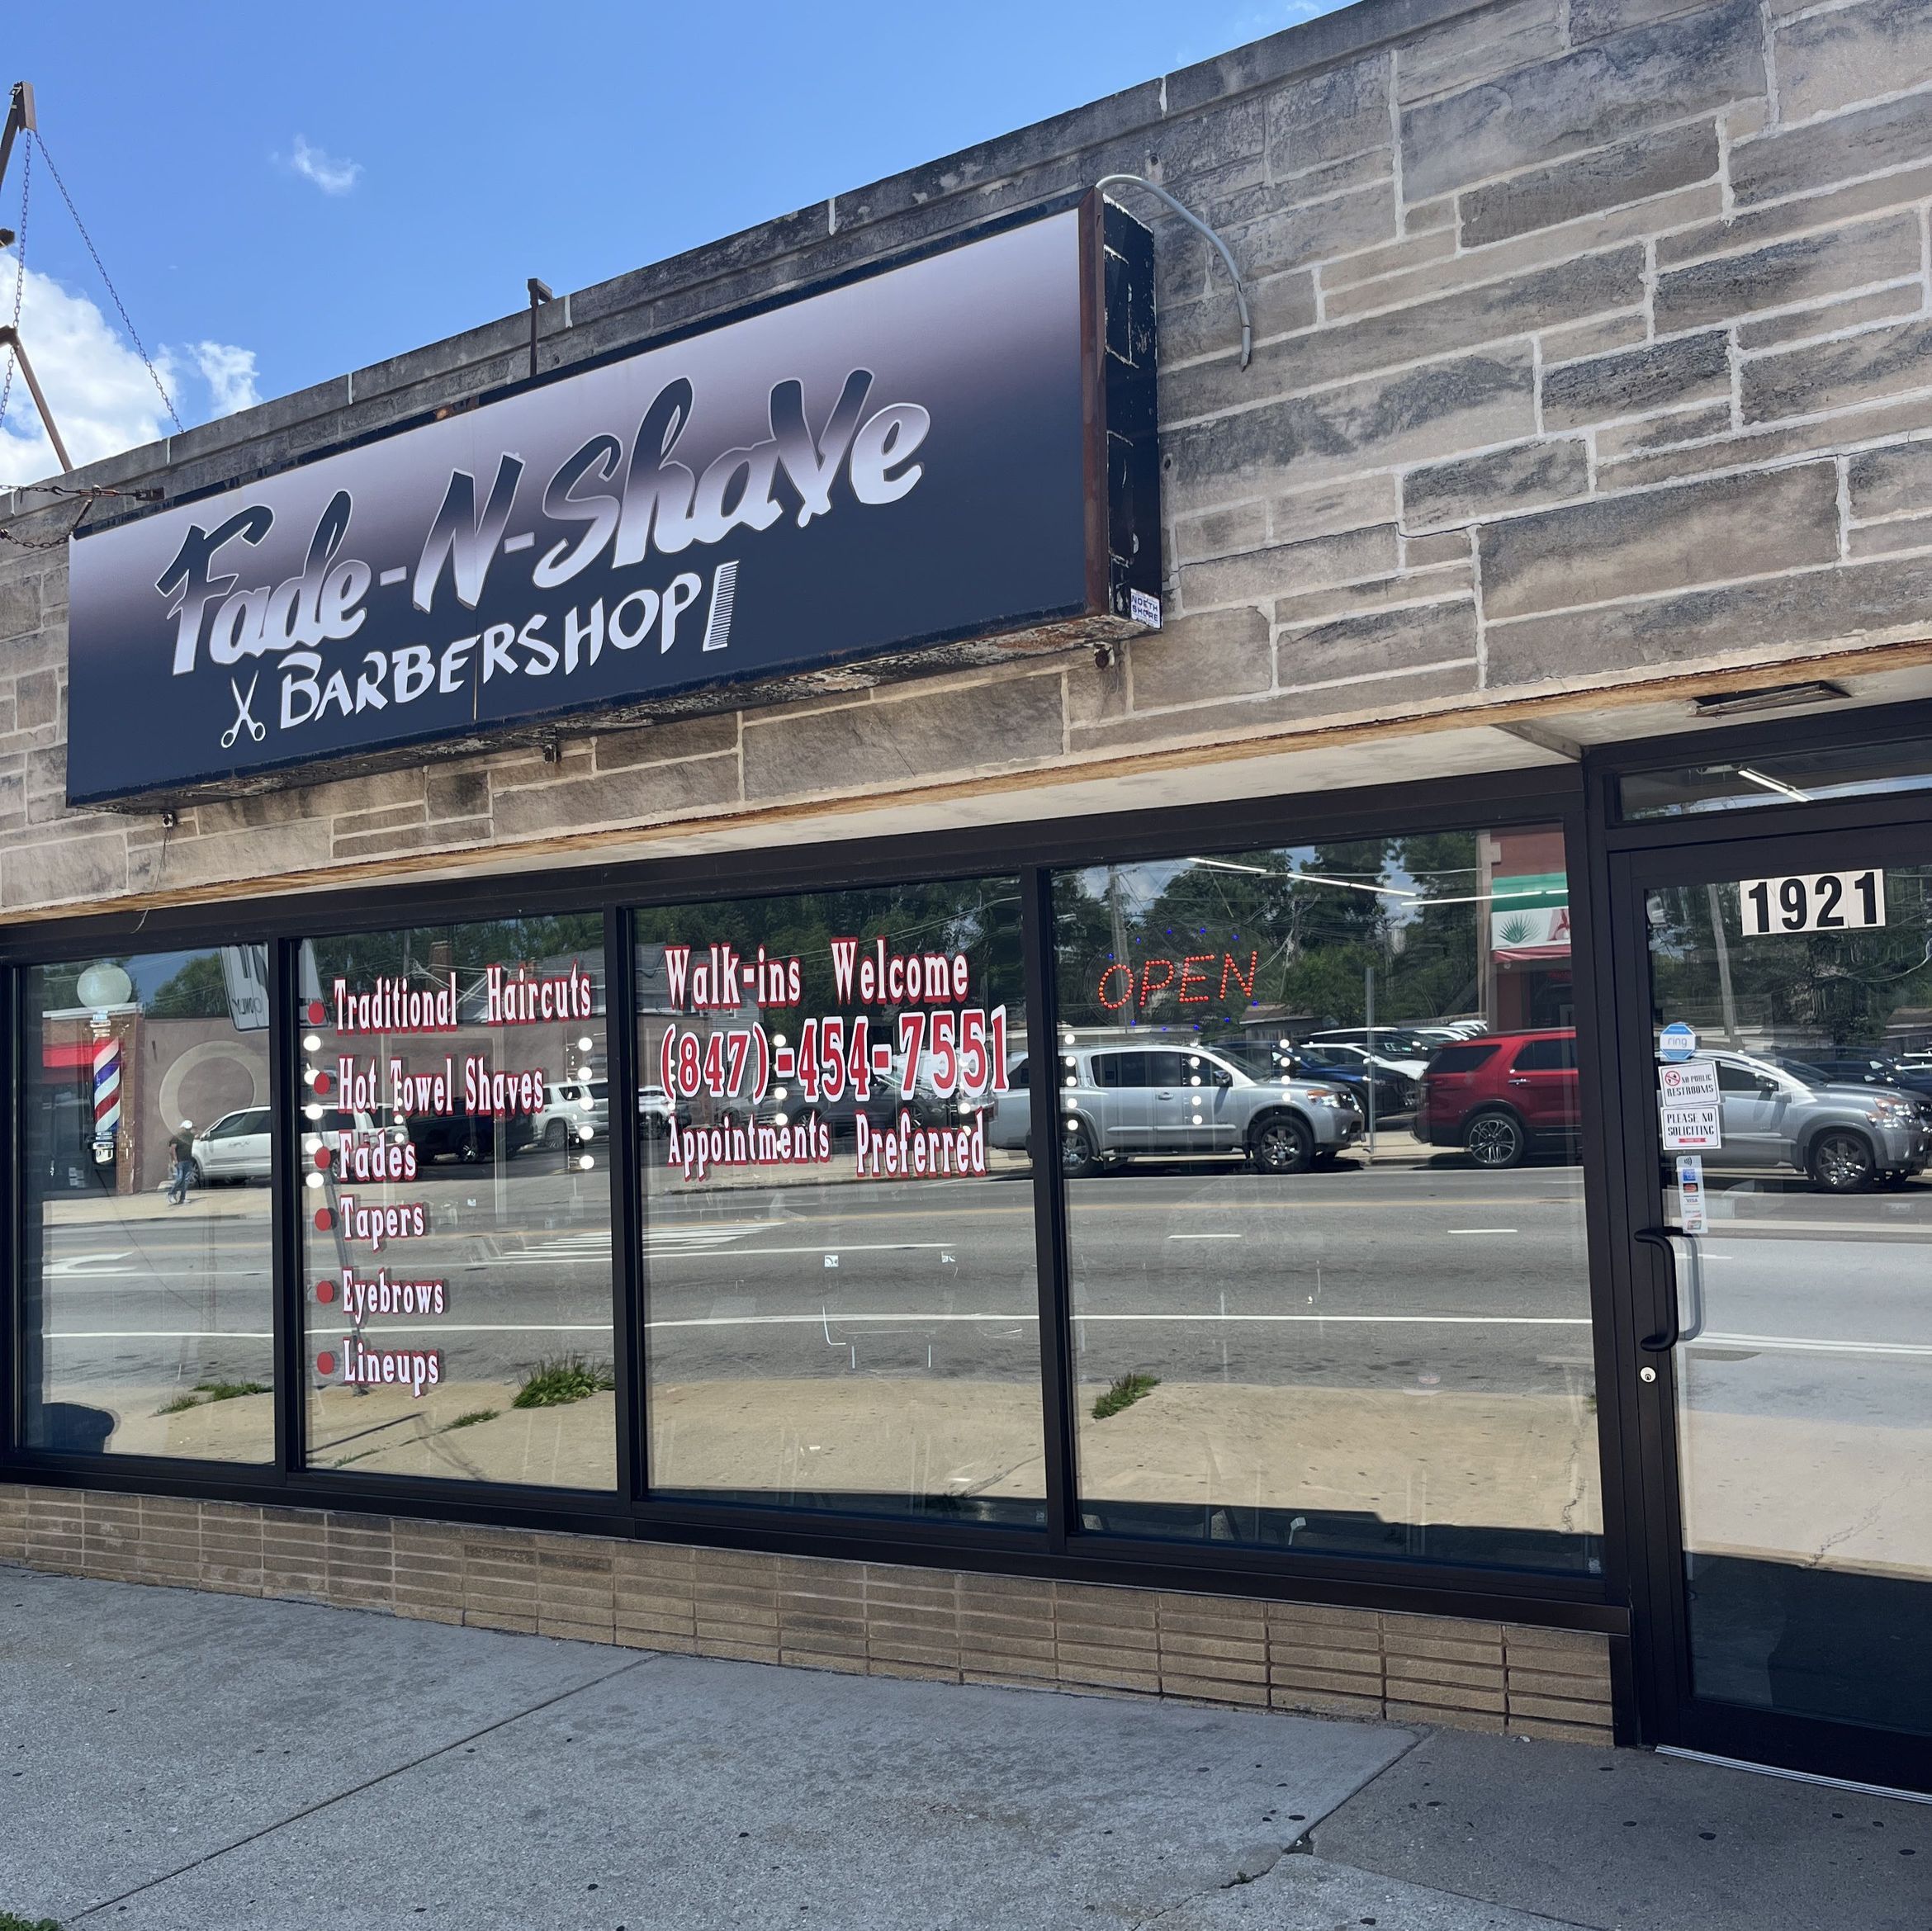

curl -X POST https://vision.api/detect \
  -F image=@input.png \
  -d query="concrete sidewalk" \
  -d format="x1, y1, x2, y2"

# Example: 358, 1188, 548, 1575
0, 1571, 1924, 1930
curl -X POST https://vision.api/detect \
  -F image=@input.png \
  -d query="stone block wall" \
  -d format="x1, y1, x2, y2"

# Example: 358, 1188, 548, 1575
2, 0, 1932, 916
0, 1482, 1616, 1744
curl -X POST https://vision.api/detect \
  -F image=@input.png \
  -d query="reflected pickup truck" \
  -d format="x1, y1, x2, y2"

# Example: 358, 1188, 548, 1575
987, 1042, 1361, 1176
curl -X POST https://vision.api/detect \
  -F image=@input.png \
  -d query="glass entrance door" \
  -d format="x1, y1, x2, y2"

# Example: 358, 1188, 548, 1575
1618, 833, 1932, 1789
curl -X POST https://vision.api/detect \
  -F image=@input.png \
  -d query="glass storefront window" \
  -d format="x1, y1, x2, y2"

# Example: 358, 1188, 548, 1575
1618, 738, 1932, 821
1044, 826, 1600, 1571
20, 949, 275, 1460
299, 917, 616, 1487
633, 878, 1044, 1524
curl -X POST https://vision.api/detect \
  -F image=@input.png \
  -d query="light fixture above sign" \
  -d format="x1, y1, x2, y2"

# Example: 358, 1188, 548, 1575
65, 196, 1160, 809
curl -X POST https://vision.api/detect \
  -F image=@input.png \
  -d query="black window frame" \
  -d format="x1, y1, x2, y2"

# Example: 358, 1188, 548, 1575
0, 761, 1628, 1636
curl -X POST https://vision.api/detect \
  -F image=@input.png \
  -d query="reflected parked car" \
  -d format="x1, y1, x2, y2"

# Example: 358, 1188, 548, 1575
987, 1041, 1361, 1176
1413, 1030, 1578, 1169
1783, 1050, 1932, 1120
1209, 1037, 1404, 1117
1701, 1052, 1929, 1192
533, 1077, 608, 1149
406, 1102, 535, 1164
1302, 1027, 1432, 1079
637, 1085, 691, 1136
191, 1105, 375, 1185
1290, 1040, 1419, 1114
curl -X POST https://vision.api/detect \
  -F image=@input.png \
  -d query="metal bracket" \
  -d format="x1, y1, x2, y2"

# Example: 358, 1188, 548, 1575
0, 81, 34, 195
1094, 173, 1251, 369
0, 84, 68, 474
527, 276, 554, 382
0, 324, 72, 472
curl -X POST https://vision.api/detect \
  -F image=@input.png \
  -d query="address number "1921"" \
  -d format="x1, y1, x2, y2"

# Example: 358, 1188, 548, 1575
1739, 870, 1887, 935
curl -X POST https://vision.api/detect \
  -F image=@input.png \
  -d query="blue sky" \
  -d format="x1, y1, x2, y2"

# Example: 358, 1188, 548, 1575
0, 0, 1344, 482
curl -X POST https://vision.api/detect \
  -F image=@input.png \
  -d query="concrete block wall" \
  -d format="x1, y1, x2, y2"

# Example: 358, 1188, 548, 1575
2, 0, 1931, 921
0, 1483, 1615, 1744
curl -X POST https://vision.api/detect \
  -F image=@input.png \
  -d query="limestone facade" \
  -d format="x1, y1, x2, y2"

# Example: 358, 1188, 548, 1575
2, 0, 1930, 914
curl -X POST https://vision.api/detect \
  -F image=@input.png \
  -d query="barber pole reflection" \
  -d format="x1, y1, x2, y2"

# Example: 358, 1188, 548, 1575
92, 1031, 121, 1163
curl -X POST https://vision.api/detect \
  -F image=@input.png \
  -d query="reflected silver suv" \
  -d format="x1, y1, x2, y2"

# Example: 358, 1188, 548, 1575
1698, 1051, 1930, 1192
987, 1042, 1361, 1176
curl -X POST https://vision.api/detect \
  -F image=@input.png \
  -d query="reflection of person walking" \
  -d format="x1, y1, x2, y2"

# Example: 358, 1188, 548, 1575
166, 1122, 196, 1205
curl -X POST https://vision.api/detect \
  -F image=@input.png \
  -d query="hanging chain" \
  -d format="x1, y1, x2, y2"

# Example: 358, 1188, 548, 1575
0, 491, 94, 549
32, 130, 183, 433
0, 134, 30, 443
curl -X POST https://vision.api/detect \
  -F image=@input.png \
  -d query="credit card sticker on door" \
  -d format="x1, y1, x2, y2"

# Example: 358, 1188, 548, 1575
1676, 1154, 1707, 1234
1660, 1101, 1721, 1150
1738, 870, 1886, 935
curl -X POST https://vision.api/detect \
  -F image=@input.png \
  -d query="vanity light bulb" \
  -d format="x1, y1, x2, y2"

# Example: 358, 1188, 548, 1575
577, 1155, 594, 1171
577, 1035, 593, 1052
304, 1103, 323, 1121
774, 1086, 788, 1100
772, 1033, 788, 1048
304, 1172, 324, 1190
302, 1034, 321, 1053
302, 1067, 317, 1086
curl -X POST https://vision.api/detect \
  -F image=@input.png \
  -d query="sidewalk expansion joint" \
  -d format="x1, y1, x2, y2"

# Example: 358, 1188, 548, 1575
68, 1649, 664, 1922
1124, 1727, 1428, 1931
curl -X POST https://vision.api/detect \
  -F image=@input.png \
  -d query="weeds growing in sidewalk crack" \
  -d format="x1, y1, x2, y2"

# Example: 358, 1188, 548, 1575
514, 1357, 615, 1408
1091, 1372, 1159, 1421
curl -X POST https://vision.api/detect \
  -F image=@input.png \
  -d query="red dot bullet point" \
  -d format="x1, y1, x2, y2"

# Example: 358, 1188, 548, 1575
315, 1280, 336, 1304
316, 1351, 337, 1377
313, 1145, 332, 1168
306, 1000, 324, 1025
314, 1207, 334, 1233
313, 1072, 333, 1097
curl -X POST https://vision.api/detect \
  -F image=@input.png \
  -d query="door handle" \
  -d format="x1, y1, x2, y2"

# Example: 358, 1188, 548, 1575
1507, 1076, 1530, 1085
1636, 1227, 1683, 1351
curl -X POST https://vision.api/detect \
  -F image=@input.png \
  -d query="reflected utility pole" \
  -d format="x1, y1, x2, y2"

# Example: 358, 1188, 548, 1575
1706, 883, 1744, 1047
1108, 866, 1135, 1029
1364, 963, 1377, 1160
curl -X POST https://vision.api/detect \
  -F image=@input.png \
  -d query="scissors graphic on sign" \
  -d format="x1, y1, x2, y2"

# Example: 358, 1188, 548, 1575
220, 673, 267, 748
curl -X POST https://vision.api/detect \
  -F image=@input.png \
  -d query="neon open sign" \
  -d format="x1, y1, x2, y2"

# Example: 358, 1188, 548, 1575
1095, 950, 1259, 1011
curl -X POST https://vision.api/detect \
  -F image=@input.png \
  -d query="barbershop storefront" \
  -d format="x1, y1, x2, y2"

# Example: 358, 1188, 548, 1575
5, 0, 1932, 1800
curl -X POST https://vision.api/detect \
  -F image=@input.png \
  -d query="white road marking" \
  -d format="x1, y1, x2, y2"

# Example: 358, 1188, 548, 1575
1694, 1331, 1932, 1359
48, 1313, 1595, 1341
1448, 1228, 1518, 1235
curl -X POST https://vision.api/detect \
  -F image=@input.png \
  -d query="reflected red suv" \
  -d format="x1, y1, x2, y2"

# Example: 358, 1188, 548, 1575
1413, 1029, 1578, 1169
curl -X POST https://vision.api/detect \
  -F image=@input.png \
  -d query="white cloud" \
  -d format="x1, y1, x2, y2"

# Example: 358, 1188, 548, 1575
0, 266, 176, 484
192, 339, 260, 416
0, 267, 261, 485
288, 135, 362, 196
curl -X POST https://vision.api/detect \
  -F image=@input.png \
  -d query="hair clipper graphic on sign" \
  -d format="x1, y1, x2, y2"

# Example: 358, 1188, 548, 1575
65, 203, 1160, 807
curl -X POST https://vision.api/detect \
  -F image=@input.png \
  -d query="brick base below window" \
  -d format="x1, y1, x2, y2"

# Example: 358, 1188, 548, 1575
0, 1484, 1612, 1743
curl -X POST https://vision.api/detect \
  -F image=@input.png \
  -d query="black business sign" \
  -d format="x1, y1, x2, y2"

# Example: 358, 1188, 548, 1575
64, 199, 1158, 807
